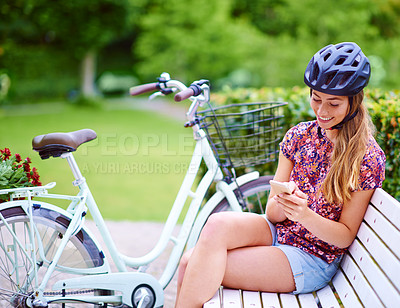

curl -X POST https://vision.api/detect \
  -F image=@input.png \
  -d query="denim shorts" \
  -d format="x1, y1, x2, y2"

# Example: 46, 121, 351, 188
264, 217, 341, 294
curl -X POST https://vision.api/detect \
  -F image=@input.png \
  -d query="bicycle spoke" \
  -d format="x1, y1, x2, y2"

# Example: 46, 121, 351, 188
213, 176, 272, 215
0, 206, 104, 307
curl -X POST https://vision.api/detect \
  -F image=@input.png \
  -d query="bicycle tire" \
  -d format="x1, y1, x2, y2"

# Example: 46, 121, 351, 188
0, 204, 106, 307
212, 175, 274, 214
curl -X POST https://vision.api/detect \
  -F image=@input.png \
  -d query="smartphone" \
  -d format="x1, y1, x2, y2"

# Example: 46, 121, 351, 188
270, 180, 295, 195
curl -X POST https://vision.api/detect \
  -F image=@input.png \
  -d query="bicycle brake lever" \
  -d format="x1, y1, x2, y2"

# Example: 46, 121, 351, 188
195, 79, 210, 86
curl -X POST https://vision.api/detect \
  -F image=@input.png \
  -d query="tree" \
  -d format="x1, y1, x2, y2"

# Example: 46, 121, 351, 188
371, 0, 400, 38
133, 0, 267, 86
231, 0, 379, 44
0, 0, 132, 97
228, 0, 400, 88
231, 0, 291, 36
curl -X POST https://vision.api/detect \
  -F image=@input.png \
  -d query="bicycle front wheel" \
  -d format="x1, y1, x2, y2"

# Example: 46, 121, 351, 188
212, 175, 274, 214
0, 203, 105, 307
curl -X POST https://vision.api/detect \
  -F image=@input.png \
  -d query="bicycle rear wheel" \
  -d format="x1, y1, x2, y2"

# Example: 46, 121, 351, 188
0, 204, 105, 307
212, 175, 273, 214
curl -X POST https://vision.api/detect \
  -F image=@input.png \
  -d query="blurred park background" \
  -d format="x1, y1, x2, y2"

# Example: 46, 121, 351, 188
1, 0, 400, 221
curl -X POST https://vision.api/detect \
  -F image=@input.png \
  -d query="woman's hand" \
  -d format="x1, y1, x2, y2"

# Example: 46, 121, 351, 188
273, 182, 309, 222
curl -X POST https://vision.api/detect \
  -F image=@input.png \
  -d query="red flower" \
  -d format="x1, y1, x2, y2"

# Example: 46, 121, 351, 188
31, 168, 42, 186
15, 153, 22, 162
0, 148, 42, 195
1, 148, 11, 159
24, 162, 31, 173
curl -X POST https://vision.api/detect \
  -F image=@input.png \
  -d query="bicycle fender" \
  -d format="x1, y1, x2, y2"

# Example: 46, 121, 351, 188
0, 200, 110, 274
185, 171, 260, 249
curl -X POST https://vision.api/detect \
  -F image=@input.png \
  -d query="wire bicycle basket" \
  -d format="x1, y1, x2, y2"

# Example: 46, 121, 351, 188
197, 101, 287, 173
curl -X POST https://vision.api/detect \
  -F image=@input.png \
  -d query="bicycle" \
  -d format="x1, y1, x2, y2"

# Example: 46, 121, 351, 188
0, 72, 286, 308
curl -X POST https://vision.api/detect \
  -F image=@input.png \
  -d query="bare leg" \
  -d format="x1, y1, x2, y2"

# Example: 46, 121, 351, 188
223, 246, 295, 292
176, 248, 193, 300
175, 212, 282, 308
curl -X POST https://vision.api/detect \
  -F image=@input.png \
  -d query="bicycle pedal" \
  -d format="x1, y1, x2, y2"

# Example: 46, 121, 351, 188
132, 286, 155, 308
32, 299, 48, 308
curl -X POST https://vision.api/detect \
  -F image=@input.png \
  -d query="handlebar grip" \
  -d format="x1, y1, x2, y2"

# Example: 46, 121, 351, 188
174, 84, 203, 102
129, 83, 159, 96
174, 88, 195, 102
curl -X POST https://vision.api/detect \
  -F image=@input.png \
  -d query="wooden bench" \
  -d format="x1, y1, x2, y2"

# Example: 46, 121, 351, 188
203, 188, 400, 308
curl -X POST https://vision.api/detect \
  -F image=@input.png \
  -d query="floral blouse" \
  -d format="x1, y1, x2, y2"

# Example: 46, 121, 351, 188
277, 121, 386, 263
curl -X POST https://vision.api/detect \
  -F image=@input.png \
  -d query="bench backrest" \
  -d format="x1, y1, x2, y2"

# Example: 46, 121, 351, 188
334, 188, 400, 307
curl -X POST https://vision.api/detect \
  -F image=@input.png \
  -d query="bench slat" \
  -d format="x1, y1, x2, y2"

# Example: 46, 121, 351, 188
298, 293, 318, 308
261, 292, 281, 308
222, 288, 241, 307
363, 203, 400, 259
357, 221, 400, 289
315, 285, 340, 308
340, 254, 384, 308
279, 293, 299, 307
370, 188, 400, 228
349, 240, 399, 307
332, 270, 363, 308
203, 289, 221, 307
242, 291, 262, 308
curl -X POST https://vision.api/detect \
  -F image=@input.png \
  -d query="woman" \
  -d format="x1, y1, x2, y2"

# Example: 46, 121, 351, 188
175, 42, 386, 308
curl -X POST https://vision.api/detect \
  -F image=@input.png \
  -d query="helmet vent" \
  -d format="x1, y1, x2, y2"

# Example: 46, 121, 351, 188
352, 54, 362, 67
335, 58, 346, 66
323, 53, 331, 61
339, 72, 355, 85
325, 72, 335, 85
312, 65, 320, 82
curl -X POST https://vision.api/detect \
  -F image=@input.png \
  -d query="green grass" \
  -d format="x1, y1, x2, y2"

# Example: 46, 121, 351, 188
0, 100, 194, 221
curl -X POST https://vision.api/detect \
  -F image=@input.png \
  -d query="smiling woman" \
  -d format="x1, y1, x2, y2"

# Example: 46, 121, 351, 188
175, 42, 386, 308
303, 42, 379, 204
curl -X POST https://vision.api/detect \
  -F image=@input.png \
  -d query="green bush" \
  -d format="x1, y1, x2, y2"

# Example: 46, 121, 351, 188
1, 44, 79, 102
365, 89, 400, 200
210, 87, 400, 200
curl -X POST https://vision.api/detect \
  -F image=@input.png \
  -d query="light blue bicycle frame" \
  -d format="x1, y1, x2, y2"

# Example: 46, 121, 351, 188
0, 76, 260, 306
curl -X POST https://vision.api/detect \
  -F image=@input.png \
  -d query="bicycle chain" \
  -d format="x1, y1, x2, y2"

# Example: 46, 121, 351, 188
43, 289, 96, 296
43, 289, 130, 308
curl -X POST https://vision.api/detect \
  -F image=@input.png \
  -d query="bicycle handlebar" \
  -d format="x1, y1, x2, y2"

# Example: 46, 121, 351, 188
174, 88, 194, 102
174, 83, 203, 102
129, 75, 209, 116
129, 82, 159, 96
130, 81, 195, 101
129, 83, 159, 96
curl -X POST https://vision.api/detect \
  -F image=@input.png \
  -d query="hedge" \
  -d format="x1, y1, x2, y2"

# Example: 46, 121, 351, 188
1, 45, 80, 102
210, 87, 400, 200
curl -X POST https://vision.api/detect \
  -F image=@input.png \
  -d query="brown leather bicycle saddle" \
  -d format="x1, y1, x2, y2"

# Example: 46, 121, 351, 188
32, 129, 97, 159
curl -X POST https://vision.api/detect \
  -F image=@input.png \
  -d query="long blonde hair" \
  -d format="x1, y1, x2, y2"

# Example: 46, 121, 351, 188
321, 90, 375, 204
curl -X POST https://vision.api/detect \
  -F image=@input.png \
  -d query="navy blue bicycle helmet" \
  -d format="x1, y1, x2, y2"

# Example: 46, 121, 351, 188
304, 42, 370, 96
305, 42, 370, 132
